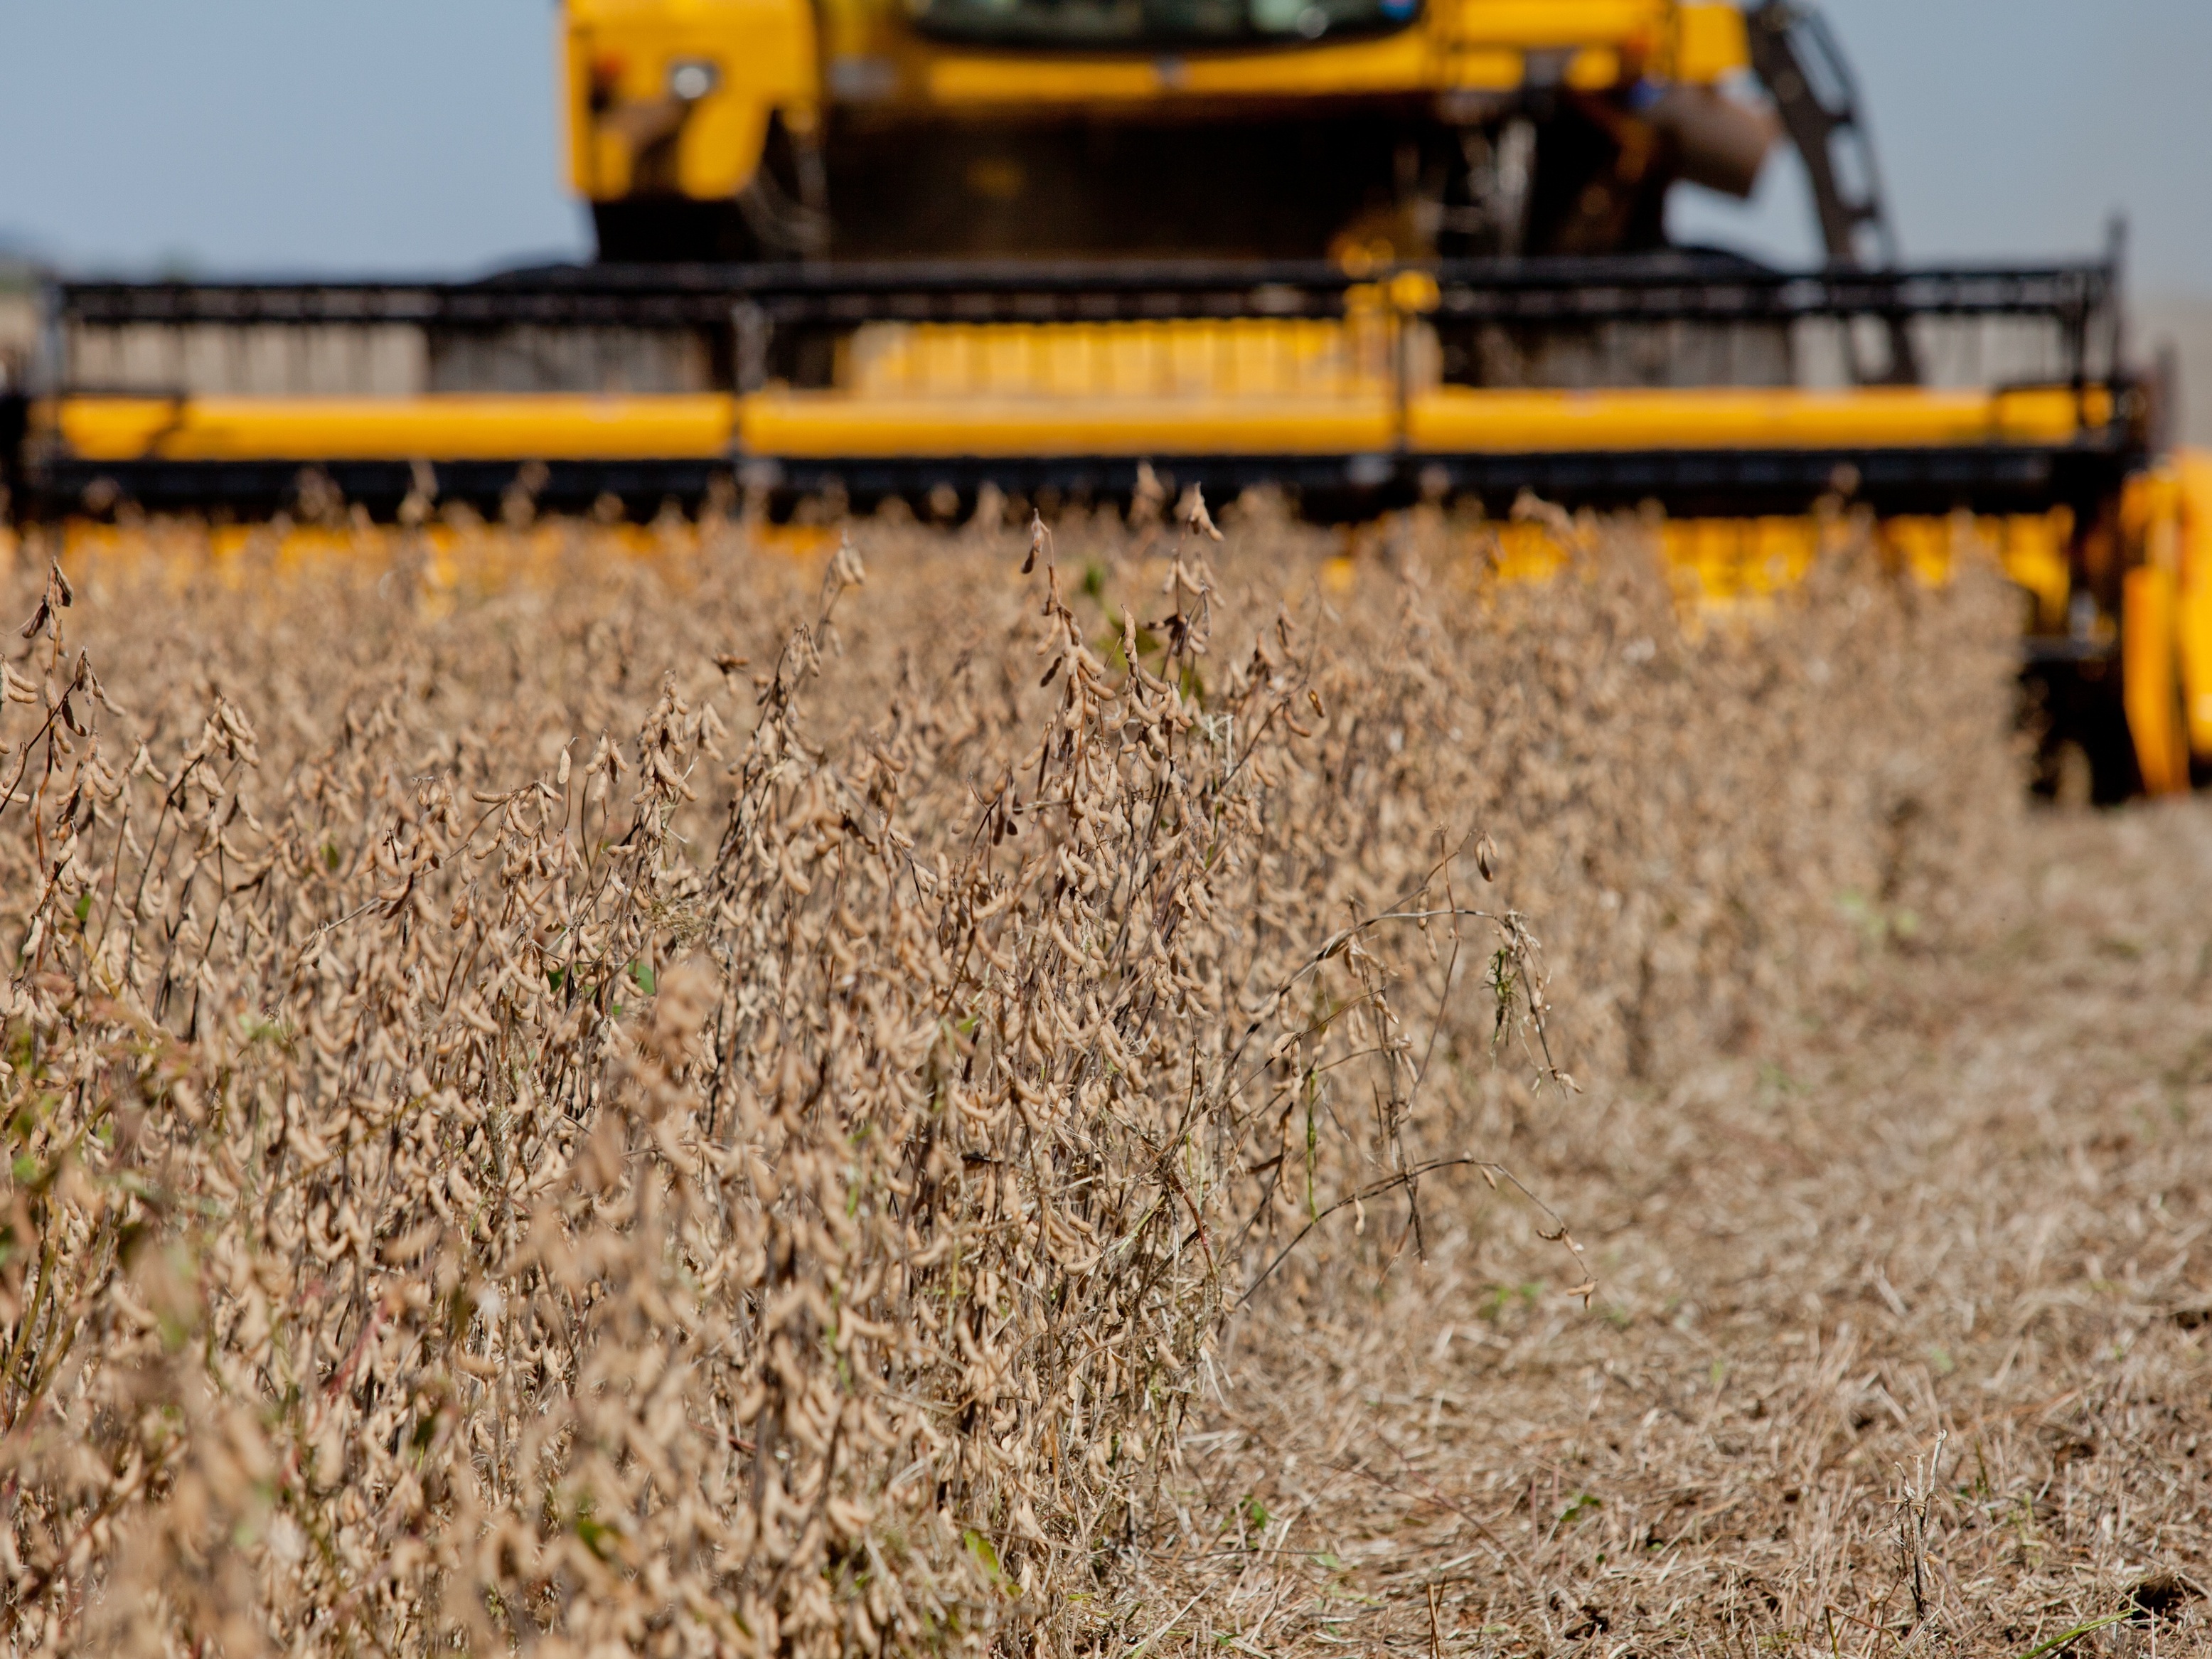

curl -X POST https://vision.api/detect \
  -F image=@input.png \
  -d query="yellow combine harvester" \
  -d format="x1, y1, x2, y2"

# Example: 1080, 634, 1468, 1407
2, 0, 2208, 798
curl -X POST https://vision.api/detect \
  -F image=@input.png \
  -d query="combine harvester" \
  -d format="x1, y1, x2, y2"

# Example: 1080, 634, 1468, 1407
1, 0, 2208, 798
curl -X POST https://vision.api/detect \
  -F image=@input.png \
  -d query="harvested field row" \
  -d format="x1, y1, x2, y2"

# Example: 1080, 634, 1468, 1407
1170, 796, 2212, 1657
0, 503, 2191, 1655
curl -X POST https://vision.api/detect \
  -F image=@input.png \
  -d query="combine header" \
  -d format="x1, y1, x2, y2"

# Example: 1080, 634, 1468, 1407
0, 0, 2207, 799
23, 255, 2133, 516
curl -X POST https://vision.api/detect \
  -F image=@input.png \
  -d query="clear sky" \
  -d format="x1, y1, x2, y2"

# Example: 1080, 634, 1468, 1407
3, 1, 2208, 294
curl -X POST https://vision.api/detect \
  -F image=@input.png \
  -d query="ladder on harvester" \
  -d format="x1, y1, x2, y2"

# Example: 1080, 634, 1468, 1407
1746, 0, 1920, 385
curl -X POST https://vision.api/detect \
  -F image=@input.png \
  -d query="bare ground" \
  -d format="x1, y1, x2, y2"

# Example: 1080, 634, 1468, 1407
1162, 797, 2212, 1657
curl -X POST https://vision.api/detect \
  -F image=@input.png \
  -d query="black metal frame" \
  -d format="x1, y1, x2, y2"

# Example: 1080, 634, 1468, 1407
53, 252, 2119, 372
1746, 1, 1898, 269
18, 436, 2138, 527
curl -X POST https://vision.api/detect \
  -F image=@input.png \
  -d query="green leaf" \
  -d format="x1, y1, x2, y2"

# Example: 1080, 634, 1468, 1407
2013, 1612, 2130, 1659
1557, 1490, 1601, 1527
963, 1528, 1014, 1594
573, 1510, 615, 1560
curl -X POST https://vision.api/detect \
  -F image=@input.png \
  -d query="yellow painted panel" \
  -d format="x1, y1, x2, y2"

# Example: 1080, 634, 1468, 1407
53, 396, 739, 462
590, 127, 639, 198
2124, 561, 2189, 794
563, 0, 816, 202
1444, 48, 1525, 87
1658, 515, 1819, 600
1406, 385, 2106, 452
50, 399, 178, 457
924, 57, 1169, 102
51, 383, 2111, 467
923, 31, 1439, 102
737, 393, 1396, 457
1564, 46, 1621, 88
1177, 31, 1437, 93
1445, 0, 1661, 48
1999, 510, 2072, 633
843, 319, 1389, 400
2171, 449, 2212, 755
1672, 2, 1748, 81
1490, 521, 1569, 580
677, 97, 774, 199
562, 17, 596, 196
1881, 516, 1952, 587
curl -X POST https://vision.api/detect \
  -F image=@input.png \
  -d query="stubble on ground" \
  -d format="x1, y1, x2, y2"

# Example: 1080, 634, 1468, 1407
1165, 799, 2212, 1657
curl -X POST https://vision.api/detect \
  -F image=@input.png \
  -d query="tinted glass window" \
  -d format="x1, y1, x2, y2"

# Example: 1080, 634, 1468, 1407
911, 0, 1418, 48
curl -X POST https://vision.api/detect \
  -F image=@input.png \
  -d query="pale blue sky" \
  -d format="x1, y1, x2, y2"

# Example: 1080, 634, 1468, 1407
3, 2, 2208, 293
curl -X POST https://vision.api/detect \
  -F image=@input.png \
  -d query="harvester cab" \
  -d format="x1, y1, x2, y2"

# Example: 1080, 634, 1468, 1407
568, 0, 1783, 268
3, 1, 2208, 800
